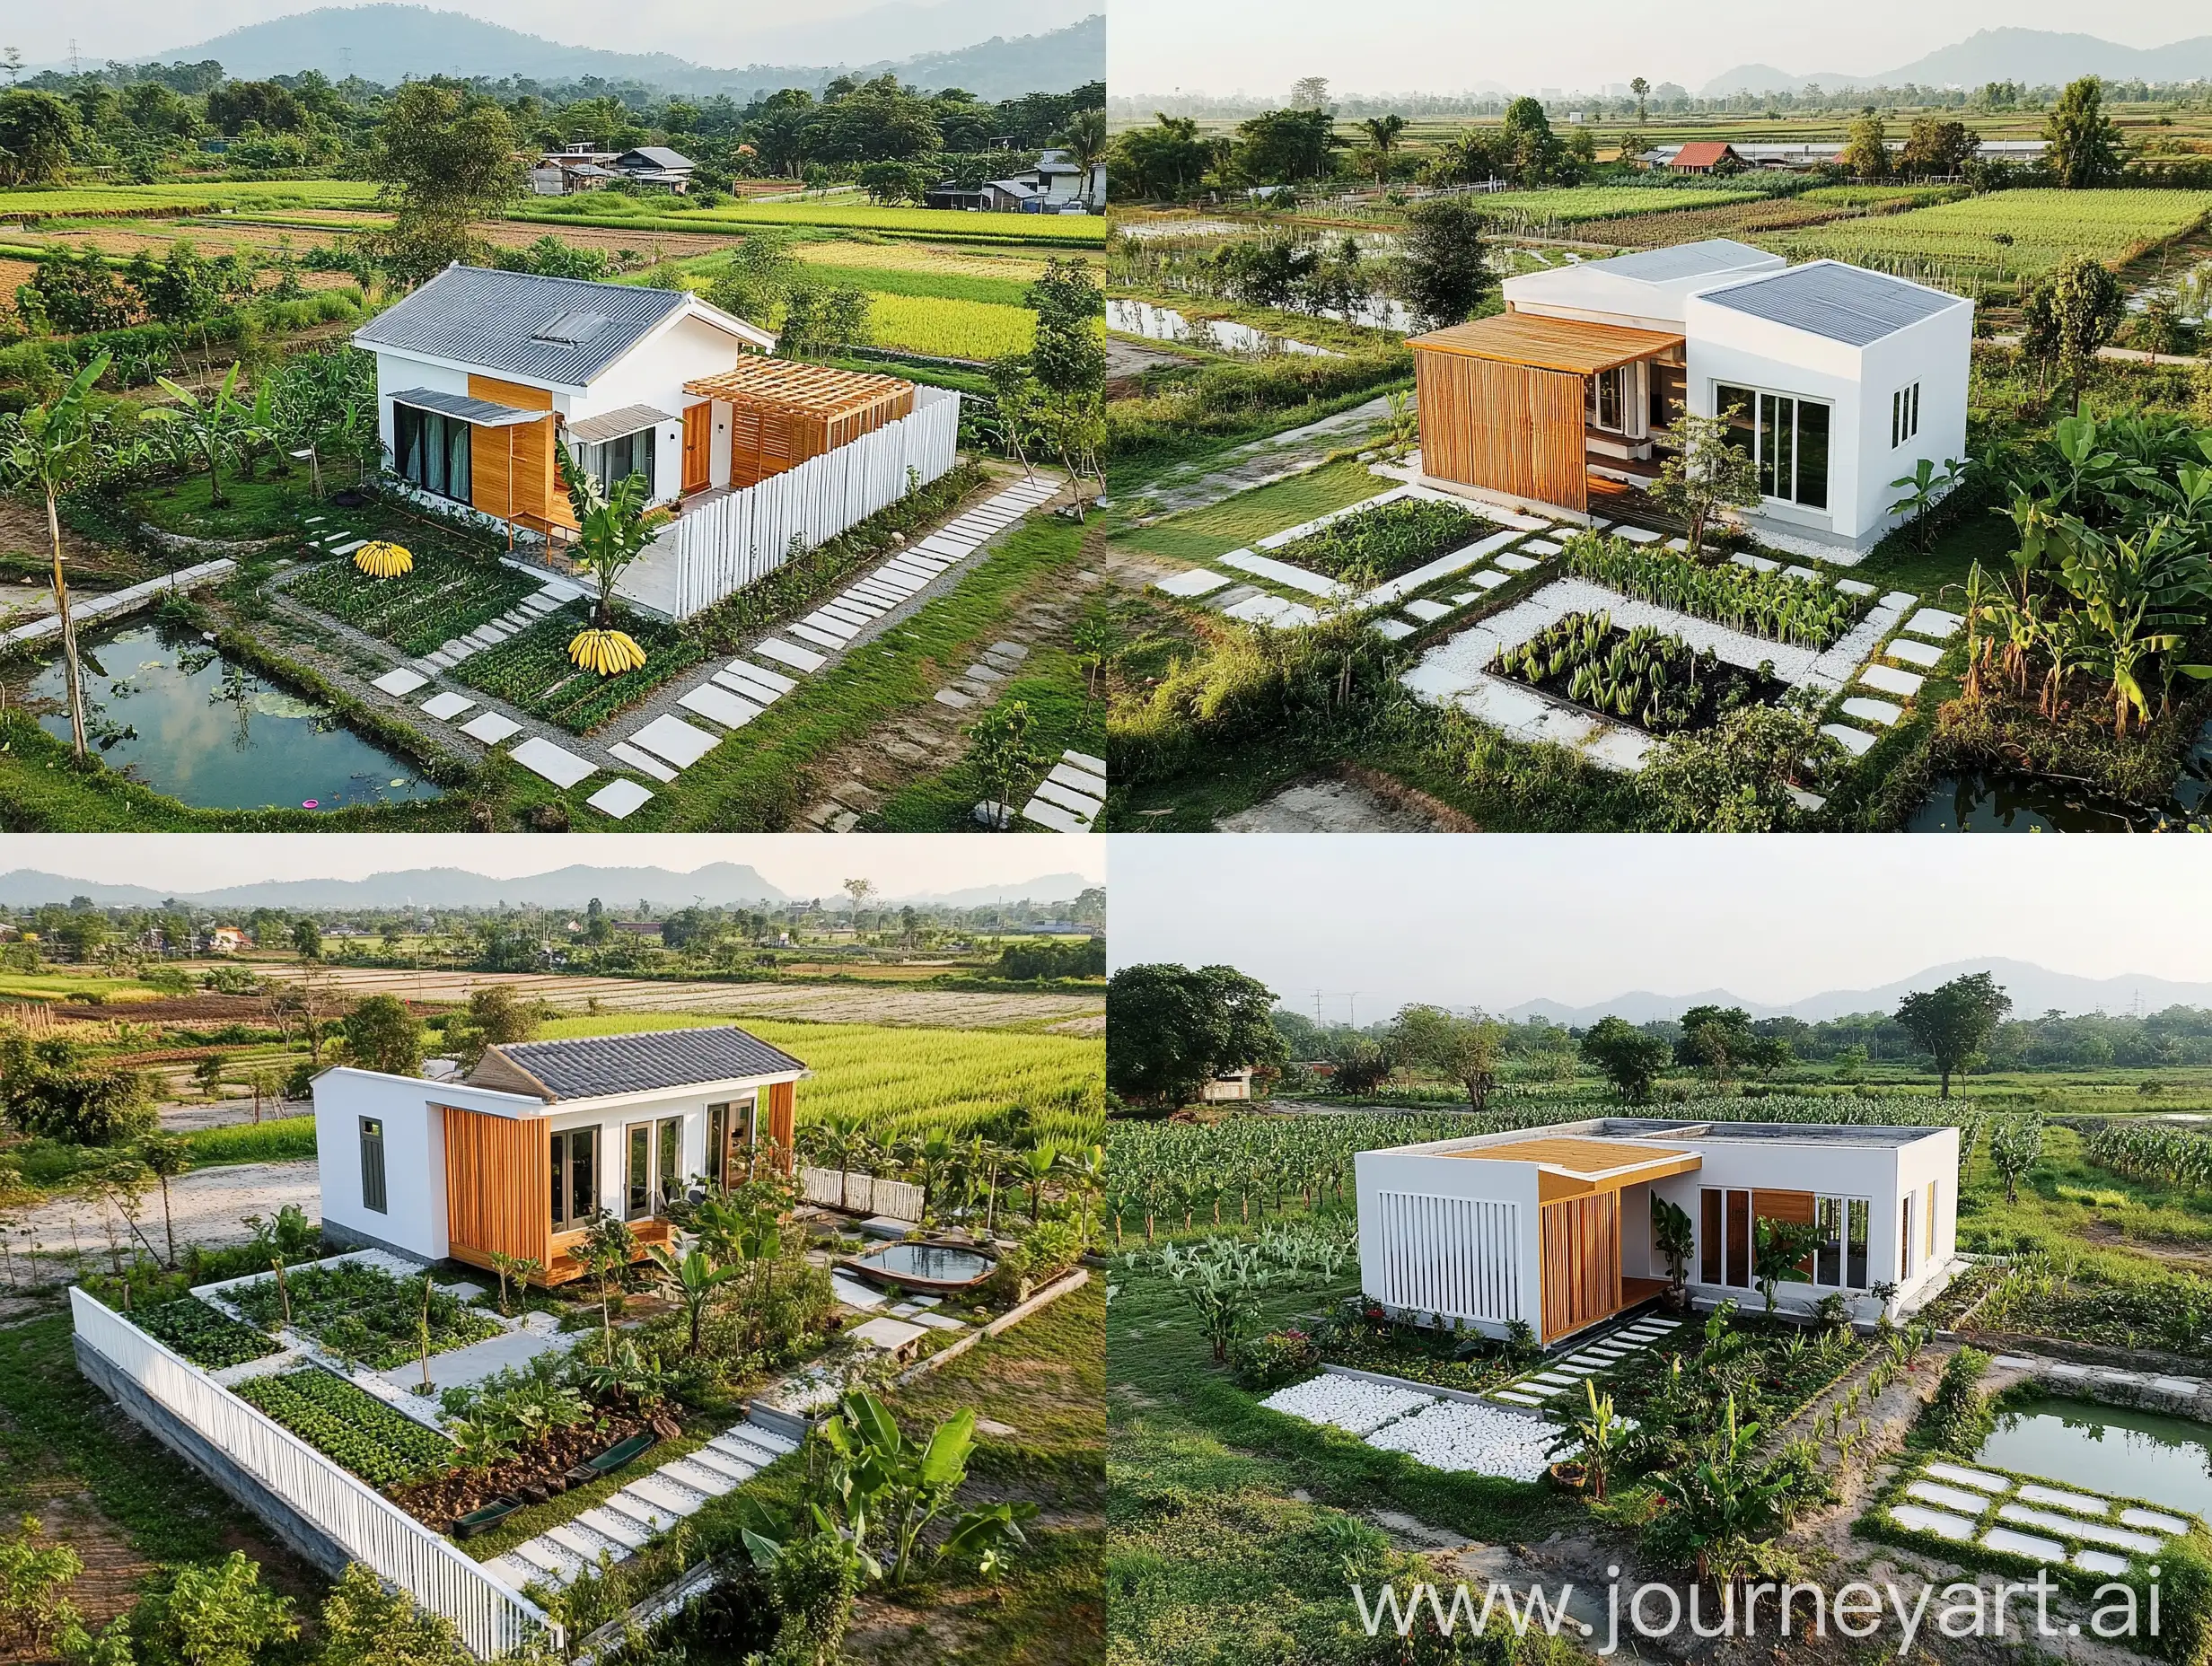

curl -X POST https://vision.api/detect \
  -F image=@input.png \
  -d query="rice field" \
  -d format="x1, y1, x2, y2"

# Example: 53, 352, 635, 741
0, 181, 382, 219
1474, 186, 1767, 224
867, 292, 1037, 358
537, 1012, 1104, 1144
1773, 188, 2212, 282
515, 197, 1105, 245
794, 241, 1056, 283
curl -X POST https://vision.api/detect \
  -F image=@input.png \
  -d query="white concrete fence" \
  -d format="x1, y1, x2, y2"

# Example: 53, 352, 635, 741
619, 385, 962, 620
69, 1289, 557, 1660
799, 1166, 925, 1222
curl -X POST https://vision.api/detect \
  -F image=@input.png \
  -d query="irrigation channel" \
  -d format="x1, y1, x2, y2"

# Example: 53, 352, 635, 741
1977, 1395, 2212, 1519
27, 619, 441, 811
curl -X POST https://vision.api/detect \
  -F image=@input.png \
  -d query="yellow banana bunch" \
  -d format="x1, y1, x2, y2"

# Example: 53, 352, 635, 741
353, 541, 413, 578
568, 627, 647, 676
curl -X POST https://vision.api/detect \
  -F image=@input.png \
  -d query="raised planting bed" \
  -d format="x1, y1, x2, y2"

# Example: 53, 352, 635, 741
134, 1295, 280, 1369
1560, 534, 1871, 649
225, 1259, 504, 1369
1270, 497, 1486, 582
287, 542, 546, 657
1489, 610, 1787, 734
389, 1413, 658, 1530
454, 601, 698, 734
234, 1367, 455, 1488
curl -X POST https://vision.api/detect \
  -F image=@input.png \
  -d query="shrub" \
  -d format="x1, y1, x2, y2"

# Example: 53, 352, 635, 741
1919, 1346, 1993, 1452
140, 1551, 297, 1666
1229, 1326, 1321, 1391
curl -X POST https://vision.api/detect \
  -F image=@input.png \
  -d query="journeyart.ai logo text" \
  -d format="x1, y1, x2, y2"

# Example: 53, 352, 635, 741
1352, 1567, 2163, 1656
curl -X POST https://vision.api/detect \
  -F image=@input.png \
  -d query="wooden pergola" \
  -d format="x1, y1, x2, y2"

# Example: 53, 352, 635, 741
683, 359, 917, 488
1409, 312, 1684, 514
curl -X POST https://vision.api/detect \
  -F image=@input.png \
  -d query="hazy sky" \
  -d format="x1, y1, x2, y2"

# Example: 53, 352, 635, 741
1108, 0, 2204, 99
1108, 837, 2212, 1014
0, 835, 1103, 897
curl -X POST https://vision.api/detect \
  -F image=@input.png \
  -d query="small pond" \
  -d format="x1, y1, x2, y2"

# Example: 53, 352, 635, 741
1107, 298, 1341, 358
1909, 721, 2212, 831
29, 621, 441, 811
852, 1241, 996, 1290
1977, 1395, 2212, 1519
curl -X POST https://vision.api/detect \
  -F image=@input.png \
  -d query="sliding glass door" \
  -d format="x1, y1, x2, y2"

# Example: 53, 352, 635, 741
550, 1127, 597, 1233
1715, 382, 1829, 510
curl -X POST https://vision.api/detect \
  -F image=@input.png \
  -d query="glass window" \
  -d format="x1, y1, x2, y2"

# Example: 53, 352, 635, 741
1588, 368, 1624, 432
1699, 1188, 1722, 1284
626, 1124, 652, 1220
1847, 1199, 1870, 1288
1725, 1189, 1751, 1288
1719, 385, 1829, 511
1716, 383, 1756, 460
360, 1117, 386, 1214
1815, 1197, 1843, 1286
707, 1101, 730, 1186
1900, 1190, 1915, 1278
393, 404, 470, 503
576, 426, 657, 496
552, 1127, 597, 1232
657, 1118, 682, 1210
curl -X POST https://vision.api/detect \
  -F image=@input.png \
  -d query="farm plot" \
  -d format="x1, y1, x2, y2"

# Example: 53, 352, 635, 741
1774, 189, 2212, 284
514, 197, 1105, 244
236, 1369, 455, 1488
0, 181, 381, 220
133, 1296, 281, 1369
286, 545, 546, 656
225, 1259, 502, 1369
1472, 185, 1767, 229
868, 292, 1036, 358
1268, 495, 1488, 582
453, 601, 695, 733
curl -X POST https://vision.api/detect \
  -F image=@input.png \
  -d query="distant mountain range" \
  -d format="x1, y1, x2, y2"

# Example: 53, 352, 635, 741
108, 3, 1101, 99
0, 866, 1096, 911
1700, 28, 2212, 97
1498, 959, 2212, 1026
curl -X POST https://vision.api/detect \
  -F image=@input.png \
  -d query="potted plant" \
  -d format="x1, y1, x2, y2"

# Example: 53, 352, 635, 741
1548, 1379, 1623, 1501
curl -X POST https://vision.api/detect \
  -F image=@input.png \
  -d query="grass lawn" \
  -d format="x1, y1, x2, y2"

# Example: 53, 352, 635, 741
610, 517, 1091, 829
1112, 457, 1388, 566
1110, 1235, 1576, 1666
1850, 507, 2014, 605
131, 473, 312, 541
872, 640, 1104, 831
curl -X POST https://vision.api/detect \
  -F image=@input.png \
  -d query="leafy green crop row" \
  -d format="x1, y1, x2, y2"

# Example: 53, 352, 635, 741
1563, 533, 1872, 647
134, 1297, 278, 1369
455, 601, 696, 734
287, 545, 544, 657
1270, 496, 1483, 583
236, 1369, 453, 1487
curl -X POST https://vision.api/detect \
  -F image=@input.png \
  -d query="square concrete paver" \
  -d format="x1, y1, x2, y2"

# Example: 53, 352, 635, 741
510, 736, 596, 788
1154, 567, 1233, 597
420, 691, 475, 721
461, 712, 523, 745
679, 683, 761, 729
585, 778, 654, 820
755, 638, 827, 673
1857, 663, 1923, 698
609, 742, 677, 783
373, 668, 429, 696
628, 715, 721, 768
1887, 636, 1943, 668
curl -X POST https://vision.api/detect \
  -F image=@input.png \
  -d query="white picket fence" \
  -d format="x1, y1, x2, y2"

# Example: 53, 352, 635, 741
69, 1289, 556, 1661
800, 1166, 925, 1222
619, 385, 962, 620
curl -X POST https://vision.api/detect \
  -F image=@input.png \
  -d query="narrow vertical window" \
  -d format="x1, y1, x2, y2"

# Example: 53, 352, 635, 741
1847, 1199, 1870, 1288
1815, 1197, 1842, 1286
359, 1117, 387, 1214
626, 1124, 652, 1220
1900, 1192, 1915, 1278
1699, 1188, 1722, 1284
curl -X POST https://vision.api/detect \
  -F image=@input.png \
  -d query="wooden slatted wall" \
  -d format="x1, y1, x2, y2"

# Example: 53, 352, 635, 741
1540, 1191, 1622, 1342
765, 1080, 796, 1172
1413, 348, 1589, 513
443, 1107, 550, 1272
465, 376, 577, 532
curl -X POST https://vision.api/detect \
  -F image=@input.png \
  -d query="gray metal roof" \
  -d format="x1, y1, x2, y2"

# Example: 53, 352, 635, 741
566, 403, 674, 444
484, 1025, 806, 1100
1699, 260, 1960, 346
390, 387, 544, 427
356, 266, 688, 388
618, 146, 694, 170
1597, 238, 1773, 284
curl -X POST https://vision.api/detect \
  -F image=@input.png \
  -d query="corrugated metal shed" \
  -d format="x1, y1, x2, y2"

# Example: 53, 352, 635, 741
356, 266, 688, 388
1698, 260, 1960, 346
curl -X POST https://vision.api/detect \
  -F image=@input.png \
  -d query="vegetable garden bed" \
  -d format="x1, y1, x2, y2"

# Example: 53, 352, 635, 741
287, 543, 546, 657
453, 601, 697, 734
1561, 534, 1872, 648
235, 1367, 455, 1488
225, 1260, 504, 1369
1489, 610, 1787, 734
1270, 497, 1485, 582
134, 1296, 280, 1369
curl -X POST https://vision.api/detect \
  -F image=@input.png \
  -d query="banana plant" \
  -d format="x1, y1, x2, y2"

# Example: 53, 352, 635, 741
145, 363, 250, 508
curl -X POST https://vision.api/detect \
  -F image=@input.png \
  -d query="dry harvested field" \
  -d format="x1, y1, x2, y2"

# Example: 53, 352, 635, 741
219, 963, 1105, 1033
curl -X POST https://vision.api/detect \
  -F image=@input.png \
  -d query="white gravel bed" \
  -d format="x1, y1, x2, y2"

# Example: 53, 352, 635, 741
1363, 1399, 1560, 1480
1260, 1372, 1439, 1435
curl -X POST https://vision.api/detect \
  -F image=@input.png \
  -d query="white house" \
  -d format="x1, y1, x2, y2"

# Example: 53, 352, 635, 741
927, 149, 1104, 215
1356, 1116, 1960, 1346
528, 144, 697, 196
313, 1025, 806, 1285
351, 267, 922, 546
1408, 238, 1972, 553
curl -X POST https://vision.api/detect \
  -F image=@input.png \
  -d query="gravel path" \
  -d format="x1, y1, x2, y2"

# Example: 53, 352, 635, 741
19, 1161, 319, 1257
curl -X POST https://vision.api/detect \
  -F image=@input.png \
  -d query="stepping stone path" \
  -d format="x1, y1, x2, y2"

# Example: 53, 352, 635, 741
1488, 1314, 1685, 1407
1021, 749, 1107, 833
617, 472, 1065, 832
485, 1420, 799, 1591
1891, 1456, 2203, 1579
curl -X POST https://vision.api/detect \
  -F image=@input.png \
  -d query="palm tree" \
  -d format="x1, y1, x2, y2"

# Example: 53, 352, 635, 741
1020, 1143, 1059, 1225
0, 352, 112, 761
554, 434, 672, 676
145, 363, 250, 509
814, 1112, 872, 1210
1057, 107, 1107, 172
1359, 114, 1407, 185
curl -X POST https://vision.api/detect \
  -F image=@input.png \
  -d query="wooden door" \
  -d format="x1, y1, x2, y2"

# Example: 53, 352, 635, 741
681, 401, 713, 494
1540, 1191, 1621, 1343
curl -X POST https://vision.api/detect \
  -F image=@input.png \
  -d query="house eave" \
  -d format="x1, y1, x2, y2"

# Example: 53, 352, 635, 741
354, 338, 590, 398
531, 1067, 811, 1116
